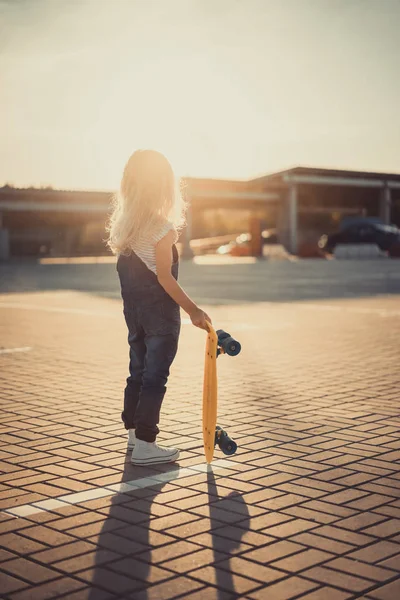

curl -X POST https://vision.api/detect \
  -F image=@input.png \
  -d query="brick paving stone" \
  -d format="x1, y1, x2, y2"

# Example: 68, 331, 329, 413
187, 504, 250, 525
247, 576, 319, 600
147, 512, 200, 532
302, 565, 374, 592
65, 518, 127, 539
0, 517, 32, 534
241, 540, 305, 565
208, 495, 264, 518
189, 565, 261, 595
290, 532, 355, 555
170, 588, 233, 600
217, 556, 286, 584
0, 489, 30, 503
153, 488, 199, 504
45, 512, 105, 532
1, 556, 61, 584
0, 572, 29, 594
0, 547, 18, 562
333, 512, 388, 531
375, 504, 400, 519
360, 483, 400, 499
324, 557, 396, 583
54, 589, 114, 600
250, 473, 296, 487
295, 587, 353, 600
291, 478, 343, 494
131, 576, 204, 600
120, 498, 176, 518
31, 541, 98, 564
282, 505, 337, 524
348, 541, 400, 563
238, 511, 293, 532
113, 526, 175, 549
210, 525, 275, 548
257, 493, 308, 511
157, 494, 208, 511
263, 518, 319, 538
148, 540, 204, 564
107, 557, 173, 583
271, 549, 334, 572
274, 483, 327, 499
74, 566, 146, 594
165, 517, 225, 539
7, 577, 86, 600
367, 578, 400, 600
85, 532, 145, 556
309, 525, 377, 546
54, 549, 120, 573
345, 494, 393, 511
0, 532, 48, 554
241, 489, 285, 504
187, 531, 253, 555
157, 547, 228, 574
46, 478, 96, 493
362, 518, 400, 538
378, 554, 400, 570
100, 504, 159, 523
16, 525, 78, 547
0, 492, 47, 510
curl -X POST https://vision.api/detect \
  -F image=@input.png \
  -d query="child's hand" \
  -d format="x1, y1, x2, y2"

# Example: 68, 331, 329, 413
190, 307, 212, 330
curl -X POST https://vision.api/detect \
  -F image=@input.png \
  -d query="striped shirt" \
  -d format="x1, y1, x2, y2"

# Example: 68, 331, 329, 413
131, 221, 177, 274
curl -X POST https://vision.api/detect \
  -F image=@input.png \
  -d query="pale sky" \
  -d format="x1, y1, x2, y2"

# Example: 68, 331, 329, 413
1, 0, 399, 189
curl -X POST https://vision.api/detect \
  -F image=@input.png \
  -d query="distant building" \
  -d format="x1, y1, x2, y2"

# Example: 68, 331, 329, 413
0, 166, 399, 259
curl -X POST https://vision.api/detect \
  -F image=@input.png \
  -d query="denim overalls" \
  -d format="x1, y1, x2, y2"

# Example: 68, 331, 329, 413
116, 245, 181, 442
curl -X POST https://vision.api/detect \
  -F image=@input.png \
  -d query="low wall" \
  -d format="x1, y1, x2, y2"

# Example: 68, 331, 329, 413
334, 244, 388, 259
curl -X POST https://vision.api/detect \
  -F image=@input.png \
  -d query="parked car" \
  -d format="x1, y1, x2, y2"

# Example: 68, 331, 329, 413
217, 237, 250, 256
217, 229, 278, 256
318, 222, 400, 254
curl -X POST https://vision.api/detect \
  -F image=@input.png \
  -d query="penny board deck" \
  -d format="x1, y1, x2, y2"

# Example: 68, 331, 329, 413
202, 323, 218, 463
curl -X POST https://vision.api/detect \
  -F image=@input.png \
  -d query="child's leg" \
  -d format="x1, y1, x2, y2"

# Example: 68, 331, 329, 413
134, 332, 179, 442
122, 327, 145, 431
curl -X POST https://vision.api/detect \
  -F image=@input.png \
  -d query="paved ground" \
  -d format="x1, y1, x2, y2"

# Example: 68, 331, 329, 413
1, 260, 400, 599
1, 256, 400, 303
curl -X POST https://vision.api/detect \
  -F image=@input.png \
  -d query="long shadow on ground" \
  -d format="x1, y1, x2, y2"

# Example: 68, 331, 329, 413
83, 456, 252, 599
86, 453, 172, 599
207, 469, 251, 598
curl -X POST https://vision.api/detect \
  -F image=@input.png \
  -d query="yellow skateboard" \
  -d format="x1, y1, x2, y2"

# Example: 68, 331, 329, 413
202, 323, 241, 463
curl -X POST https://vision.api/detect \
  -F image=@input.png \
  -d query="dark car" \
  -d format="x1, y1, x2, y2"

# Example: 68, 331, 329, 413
319, 222, 400, 254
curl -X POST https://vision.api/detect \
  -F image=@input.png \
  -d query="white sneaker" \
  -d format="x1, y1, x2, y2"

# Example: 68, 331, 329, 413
131, 438, 180, 465
127, 429, 136, 449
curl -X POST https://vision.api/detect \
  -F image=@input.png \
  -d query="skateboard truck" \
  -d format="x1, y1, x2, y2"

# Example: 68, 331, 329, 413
215, 426, 238, 455
213, 329, 241, 456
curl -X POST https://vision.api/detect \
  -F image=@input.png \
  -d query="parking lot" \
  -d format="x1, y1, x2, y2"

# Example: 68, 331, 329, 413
1, 258, 400, 600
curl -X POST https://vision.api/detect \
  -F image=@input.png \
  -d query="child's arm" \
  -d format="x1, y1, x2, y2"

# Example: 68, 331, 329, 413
156, 230, 211, 330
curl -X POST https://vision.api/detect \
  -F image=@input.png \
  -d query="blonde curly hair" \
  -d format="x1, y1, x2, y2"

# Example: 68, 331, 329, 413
107, 149, 186, 255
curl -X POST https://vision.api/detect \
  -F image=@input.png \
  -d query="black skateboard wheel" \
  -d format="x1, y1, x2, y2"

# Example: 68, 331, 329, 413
216, 330, 241, 357
215, 426, 238, 455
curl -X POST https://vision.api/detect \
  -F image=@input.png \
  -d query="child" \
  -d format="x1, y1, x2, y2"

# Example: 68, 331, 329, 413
107, 150, 211, 465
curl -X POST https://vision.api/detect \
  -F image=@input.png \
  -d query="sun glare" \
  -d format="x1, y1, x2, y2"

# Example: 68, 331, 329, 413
1, 0, 400, 189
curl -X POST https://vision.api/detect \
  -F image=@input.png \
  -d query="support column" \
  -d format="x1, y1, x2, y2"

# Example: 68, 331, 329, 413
0, 213, 10, 261
249, 217, 263, 257
180, 202, 193, 259
288, 183, 298, 255
380, 184, 392, 224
